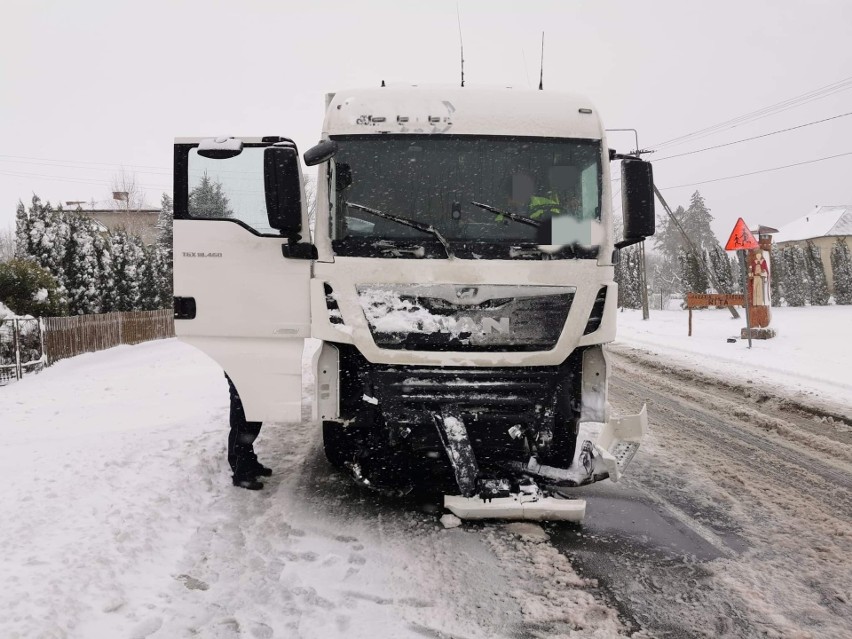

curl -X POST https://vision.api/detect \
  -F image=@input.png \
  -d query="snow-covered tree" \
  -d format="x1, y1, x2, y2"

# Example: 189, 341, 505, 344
0, 225, 14, 263
64, 213, 102, 315
155, 193, 174, 307
14, 200, 31, 259
681, 251, 709, 294
94, 230, 116, 313
830, 238, 852, 305
111, 230, 144, 311
137, 244, 163, 311
0, 258, 66, 317
782, 245, 809, 307
652, 192, 726, 296
615, 244, 642, 309
769, 244, 785, 306
804, 241, 829, 306
709, 244, 735, 294
188, 171, 233, 218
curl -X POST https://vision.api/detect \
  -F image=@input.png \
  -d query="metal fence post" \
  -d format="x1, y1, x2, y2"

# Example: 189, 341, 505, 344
13, 318, 22, 381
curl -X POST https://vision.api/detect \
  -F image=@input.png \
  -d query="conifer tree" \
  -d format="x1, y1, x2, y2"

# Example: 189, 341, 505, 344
137, 244, 162, 311
14, 200, 31, 259
155, 193, 174, 308
804, 241, 829, 305
709, 244, 735, 294
769, 244, 785, 306
64, 213, 102, 315
188, 171, 233, 218
111, 230, 144, 311
782, 245, 808, 307
615, 244, 642, 309
94, 231, 116, 312
830, 239, 852, 304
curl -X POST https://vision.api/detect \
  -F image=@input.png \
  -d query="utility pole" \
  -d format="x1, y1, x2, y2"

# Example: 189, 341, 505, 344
653, 185, 740, 319
638, 241, 649, 319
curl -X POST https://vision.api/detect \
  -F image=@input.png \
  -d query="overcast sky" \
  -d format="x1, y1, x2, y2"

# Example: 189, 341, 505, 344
2, 0, 851, 242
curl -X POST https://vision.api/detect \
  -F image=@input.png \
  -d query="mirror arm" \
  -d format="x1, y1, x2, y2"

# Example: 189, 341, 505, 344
615, 237, 645, 250
282, 242, 318, 260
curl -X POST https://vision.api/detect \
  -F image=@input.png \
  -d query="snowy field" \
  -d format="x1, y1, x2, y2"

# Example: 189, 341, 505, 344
615, 305, 852, 416
0, 339, 638, 639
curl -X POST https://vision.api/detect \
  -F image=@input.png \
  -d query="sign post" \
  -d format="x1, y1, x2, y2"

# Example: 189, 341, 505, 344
725, 218, 759, 349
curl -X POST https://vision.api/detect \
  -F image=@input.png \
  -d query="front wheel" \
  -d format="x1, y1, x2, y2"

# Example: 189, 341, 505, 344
538, 420, 579, 468
322, 420, 361, 468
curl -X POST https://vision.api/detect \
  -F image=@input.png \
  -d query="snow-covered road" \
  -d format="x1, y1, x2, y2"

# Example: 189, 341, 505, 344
2, 338, 851, 638
568, 347, 852, 638
0, 340, 636, 639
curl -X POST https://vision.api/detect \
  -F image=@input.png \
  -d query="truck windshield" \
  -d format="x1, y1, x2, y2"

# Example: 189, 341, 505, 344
331, 135, 602, 259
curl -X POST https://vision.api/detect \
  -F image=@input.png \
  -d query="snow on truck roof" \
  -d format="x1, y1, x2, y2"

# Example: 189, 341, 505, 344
323, 86, 604, 140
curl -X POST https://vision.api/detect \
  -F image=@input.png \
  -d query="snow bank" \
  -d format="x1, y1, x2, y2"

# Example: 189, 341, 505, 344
615, 306, 852, 412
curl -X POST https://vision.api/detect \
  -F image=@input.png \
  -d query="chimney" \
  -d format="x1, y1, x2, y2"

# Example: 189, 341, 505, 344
113, 191, 128, 202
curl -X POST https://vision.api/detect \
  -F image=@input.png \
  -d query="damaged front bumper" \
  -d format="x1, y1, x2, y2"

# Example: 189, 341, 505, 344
442, 405, 648, 522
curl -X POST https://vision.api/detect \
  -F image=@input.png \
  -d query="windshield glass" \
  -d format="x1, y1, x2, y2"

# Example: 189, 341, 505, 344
331, 135, 602, 258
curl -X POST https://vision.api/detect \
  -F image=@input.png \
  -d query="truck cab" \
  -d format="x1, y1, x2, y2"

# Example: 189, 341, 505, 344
173, 86, 654, 515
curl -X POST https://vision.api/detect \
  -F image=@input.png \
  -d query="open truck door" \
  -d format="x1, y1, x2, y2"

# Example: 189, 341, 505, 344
173, 137, 314, 423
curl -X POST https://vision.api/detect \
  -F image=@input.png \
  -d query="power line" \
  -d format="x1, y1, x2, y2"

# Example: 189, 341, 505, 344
650, 74, 852, 150
0, 153, 170, 172
660, 150, 852, 190
0, 169, 171, 190
654, 111, 852, 162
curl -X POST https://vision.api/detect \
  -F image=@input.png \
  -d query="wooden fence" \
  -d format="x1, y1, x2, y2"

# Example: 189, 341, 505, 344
42, 310, 175, 365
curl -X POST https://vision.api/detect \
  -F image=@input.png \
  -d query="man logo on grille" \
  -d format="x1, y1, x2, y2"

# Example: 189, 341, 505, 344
453, 317, 511, 335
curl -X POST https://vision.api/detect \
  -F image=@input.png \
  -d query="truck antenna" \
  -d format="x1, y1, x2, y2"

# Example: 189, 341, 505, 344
457, 3, 465, 87
538, 32, 544, 90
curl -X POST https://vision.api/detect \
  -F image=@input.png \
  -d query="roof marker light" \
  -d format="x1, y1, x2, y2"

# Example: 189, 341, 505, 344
579, 108, 593, 114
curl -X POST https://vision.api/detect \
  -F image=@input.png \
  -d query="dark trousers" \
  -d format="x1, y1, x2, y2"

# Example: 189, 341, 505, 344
226, 375, 263, 477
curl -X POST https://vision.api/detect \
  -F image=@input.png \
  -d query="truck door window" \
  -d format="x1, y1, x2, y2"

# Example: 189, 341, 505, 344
186, 147, 275, 234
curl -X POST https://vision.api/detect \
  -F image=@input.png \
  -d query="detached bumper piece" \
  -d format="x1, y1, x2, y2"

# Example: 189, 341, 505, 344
445, 481, 586, 522
517, 404, 648, 487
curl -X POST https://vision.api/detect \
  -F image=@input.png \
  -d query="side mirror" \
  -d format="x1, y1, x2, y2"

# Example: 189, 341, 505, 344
264, 145, 302, 237
620, 158, 655, 246
304, 139, 338, 166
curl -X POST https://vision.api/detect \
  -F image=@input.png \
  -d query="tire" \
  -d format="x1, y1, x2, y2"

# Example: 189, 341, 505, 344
322, 420, 359, 468
539, 420, 579, 468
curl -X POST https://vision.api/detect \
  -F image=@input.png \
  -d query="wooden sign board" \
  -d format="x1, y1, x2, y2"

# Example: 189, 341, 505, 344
686, 293, 744, 309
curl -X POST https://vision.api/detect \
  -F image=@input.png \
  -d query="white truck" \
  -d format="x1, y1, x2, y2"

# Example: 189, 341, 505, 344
173, 85, 655, 521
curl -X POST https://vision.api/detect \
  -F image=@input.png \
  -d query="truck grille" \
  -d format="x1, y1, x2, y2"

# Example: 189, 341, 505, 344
358, 284, 575, 352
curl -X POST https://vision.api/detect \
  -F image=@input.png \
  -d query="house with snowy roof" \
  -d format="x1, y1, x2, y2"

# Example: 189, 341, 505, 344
65, 192, 161, 245
773, 206, 852, 294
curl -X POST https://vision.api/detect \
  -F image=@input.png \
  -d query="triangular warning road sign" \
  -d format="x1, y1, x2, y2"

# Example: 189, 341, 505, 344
725, 218, 759, 251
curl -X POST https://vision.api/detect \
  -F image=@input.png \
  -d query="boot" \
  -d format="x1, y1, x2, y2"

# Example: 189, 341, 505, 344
247, 460, 273, 477
232, 475, 264, 490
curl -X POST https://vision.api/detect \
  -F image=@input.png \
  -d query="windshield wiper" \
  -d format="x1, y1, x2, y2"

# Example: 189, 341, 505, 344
470, 201, 541, 228
346, 202, 454, 258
